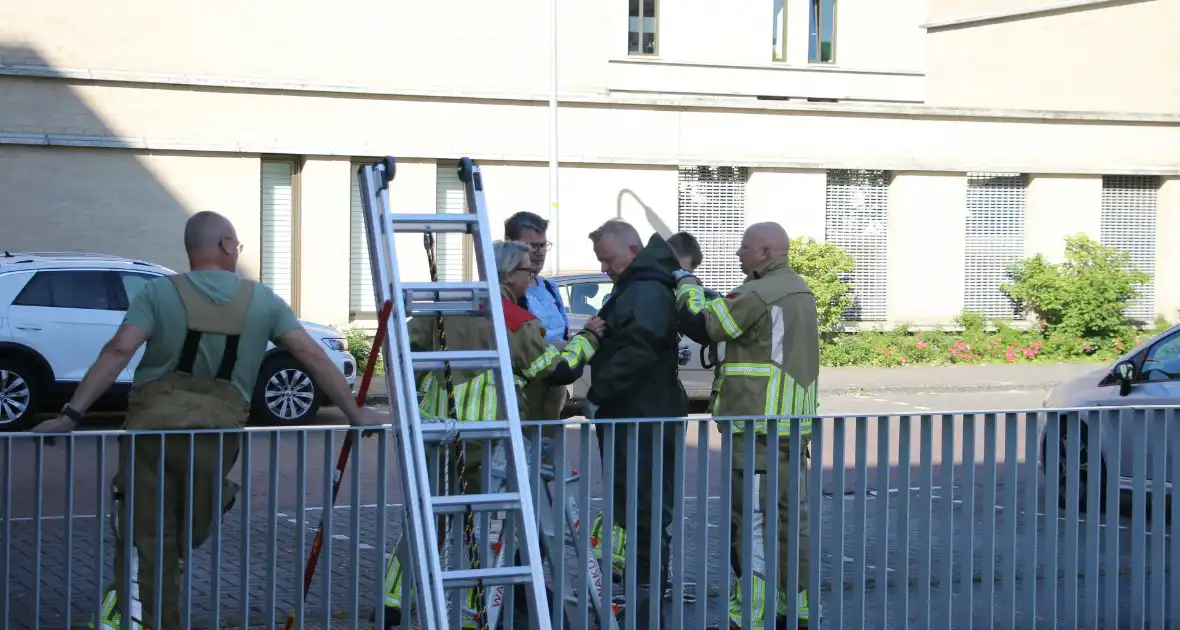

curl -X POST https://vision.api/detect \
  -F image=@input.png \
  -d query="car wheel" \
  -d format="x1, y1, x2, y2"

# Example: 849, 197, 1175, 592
252, 356, 320, 425
0, 358, 40, 432
1054, 420, 1108, 513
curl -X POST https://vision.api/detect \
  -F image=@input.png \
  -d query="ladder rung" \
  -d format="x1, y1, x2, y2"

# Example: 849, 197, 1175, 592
442, 565, 535, 589
388, 214, 477, 233
411, 350, 499, 370
403, 282, 489, 296
432, 492, 521, 514
405, 301, 489, 317
419, 420, 510, 442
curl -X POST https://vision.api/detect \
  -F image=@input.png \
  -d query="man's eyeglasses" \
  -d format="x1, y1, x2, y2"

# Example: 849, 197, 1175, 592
222, 237, 244, 254
527, 241, 553, 254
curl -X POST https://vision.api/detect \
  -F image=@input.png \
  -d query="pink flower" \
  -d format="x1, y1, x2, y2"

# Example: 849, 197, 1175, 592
918, 340, 927, 350
1005, 346, 1016, 361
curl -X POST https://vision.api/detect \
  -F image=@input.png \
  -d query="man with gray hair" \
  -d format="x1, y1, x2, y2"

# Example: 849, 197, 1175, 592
584, 218, 687, 627
33, 210, 384, 629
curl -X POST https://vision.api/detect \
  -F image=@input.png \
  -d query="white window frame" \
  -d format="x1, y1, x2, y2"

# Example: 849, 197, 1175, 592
349, 160, 377, 315
260, 159, 298, 311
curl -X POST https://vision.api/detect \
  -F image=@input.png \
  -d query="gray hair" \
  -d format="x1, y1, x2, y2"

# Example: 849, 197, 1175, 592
493, 240, 531, 282
588, 218, 642, 248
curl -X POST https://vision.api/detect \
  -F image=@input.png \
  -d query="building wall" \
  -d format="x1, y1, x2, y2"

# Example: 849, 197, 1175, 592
0, 145, 261, 278
3, 0, 1180, 327
1024, 175, 1103, 262
926, 0, 1180, 114
886, 172, 968, 325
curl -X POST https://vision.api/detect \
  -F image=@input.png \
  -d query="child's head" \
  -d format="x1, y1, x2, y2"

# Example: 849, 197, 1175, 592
667, 231, 703, 272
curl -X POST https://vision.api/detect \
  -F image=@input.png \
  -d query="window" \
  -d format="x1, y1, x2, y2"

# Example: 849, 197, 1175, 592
261, 160, 297, 307
772, 0, 787, 61
628, 0, 658, 55
14, 270, 114, 310
349, 161, 377, 314
1100, 175, 1158, 324
809, 0, 836, 63
564, 281, 614, 317
1140, 330, 1180, 383
116, 271, 161, 310
825, 169, 889, 321
677, 166, 749, 294
964, 173, 1026, 320
436, 162, 469, 282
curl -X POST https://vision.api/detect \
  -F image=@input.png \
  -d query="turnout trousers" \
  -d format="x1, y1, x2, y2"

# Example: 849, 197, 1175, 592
728, 431, 811, 629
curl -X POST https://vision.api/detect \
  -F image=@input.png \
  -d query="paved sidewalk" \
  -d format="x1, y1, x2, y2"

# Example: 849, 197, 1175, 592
361, 363, 1102, 404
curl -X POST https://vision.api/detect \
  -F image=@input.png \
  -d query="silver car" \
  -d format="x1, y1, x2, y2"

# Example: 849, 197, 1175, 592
1039, 322, 1180, 507
549, 272, 718, 405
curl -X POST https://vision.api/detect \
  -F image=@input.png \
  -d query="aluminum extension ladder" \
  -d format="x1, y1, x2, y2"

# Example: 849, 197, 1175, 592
356, 156, 551, 630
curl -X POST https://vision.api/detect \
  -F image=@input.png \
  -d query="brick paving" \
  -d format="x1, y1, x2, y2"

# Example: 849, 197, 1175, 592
4, 479, 1172, 629
3, 414, 1176, 628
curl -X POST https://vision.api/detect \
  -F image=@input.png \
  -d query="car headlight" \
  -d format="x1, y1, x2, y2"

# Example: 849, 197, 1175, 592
321, 337, 347, 352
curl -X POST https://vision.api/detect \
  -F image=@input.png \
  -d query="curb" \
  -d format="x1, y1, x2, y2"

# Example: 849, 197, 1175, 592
360, 381, 1061, 407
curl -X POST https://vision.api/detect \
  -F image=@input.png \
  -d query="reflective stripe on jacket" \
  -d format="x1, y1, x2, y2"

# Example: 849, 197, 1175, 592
408, 288, 599, 422
676, 256, 820, 435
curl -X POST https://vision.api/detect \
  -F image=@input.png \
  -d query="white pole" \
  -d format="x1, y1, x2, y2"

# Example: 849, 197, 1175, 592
548, 0, 561, 275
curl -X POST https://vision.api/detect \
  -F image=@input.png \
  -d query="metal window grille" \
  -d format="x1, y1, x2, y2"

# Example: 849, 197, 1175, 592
260, 160, 295, 306
677, 166, 748, 294
348, 164, 376, 314
824, 169, 889, 321
1101, 175, 1158, 323
964, 172, 1026, 320
435, 162, 468, 282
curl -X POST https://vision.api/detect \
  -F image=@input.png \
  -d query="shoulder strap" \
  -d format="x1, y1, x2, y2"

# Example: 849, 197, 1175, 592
169, 275, 255, 335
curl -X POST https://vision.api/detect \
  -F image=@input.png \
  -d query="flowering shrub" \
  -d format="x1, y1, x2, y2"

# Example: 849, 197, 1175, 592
820, 318, 1162, 368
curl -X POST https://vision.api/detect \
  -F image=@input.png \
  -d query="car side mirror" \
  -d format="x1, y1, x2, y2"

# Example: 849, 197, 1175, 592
1114, 360, 1136, 396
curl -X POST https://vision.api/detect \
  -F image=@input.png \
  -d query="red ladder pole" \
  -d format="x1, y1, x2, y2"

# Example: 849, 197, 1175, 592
284, 298, 394, 630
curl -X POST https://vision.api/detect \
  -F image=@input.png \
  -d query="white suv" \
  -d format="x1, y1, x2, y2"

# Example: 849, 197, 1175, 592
0, 252, 357, 431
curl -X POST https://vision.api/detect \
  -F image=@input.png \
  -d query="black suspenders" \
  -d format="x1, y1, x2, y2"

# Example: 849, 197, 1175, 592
176, 329, 241, 382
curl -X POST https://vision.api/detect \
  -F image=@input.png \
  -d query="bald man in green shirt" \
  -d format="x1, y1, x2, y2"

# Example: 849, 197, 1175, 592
33, 211, 385, 630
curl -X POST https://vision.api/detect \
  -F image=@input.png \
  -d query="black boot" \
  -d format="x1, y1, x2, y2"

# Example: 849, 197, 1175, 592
774, 614, 808, 629
368, 606, 402, 629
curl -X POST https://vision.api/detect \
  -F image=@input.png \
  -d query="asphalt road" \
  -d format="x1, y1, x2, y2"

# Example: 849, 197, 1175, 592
2, 389, 1175, 629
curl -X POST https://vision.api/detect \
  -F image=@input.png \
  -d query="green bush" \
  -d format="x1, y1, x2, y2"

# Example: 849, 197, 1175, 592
1002, 233, 1151, 339
790, 236, 855, 336
345, 326, 383, 374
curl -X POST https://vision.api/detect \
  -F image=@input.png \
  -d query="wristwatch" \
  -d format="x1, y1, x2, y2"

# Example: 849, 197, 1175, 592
60, 404, 84, 423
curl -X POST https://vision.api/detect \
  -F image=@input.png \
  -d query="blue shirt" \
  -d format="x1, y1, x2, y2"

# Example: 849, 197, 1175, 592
525, 276, 569, 343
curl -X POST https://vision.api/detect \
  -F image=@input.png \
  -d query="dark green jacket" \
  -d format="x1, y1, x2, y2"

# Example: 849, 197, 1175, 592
587, 234, 689, 419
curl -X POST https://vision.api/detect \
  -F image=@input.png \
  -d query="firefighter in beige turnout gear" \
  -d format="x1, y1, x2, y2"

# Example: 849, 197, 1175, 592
377, 241, 603, 629
31, 211, 383, 630
674, 222, 819, 629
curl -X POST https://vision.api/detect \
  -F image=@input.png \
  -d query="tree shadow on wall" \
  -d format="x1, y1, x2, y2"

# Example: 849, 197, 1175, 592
617, 188, 673, 238
0, 43, 246, 277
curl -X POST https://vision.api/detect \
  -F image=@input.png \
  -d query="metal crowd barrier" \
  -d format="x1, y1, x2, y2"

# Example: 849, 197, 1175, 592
0, 406, 1177, 629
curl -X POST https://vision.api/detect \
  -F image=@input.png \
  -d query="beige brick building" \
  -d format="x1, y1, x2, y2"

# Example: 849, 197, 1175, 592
1, 0, 1177, 328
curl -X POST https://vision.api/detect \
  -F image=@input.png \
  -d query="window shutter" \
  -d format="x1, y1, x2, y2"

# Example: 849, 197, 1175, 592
677, 166, 748, 294
435, 163, 467, 282
1101, 175, 1158, 323
964, 173, 1026, 320
824, 169, 889, 322
349, 164, 377, 314
260, 161, 295, 306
